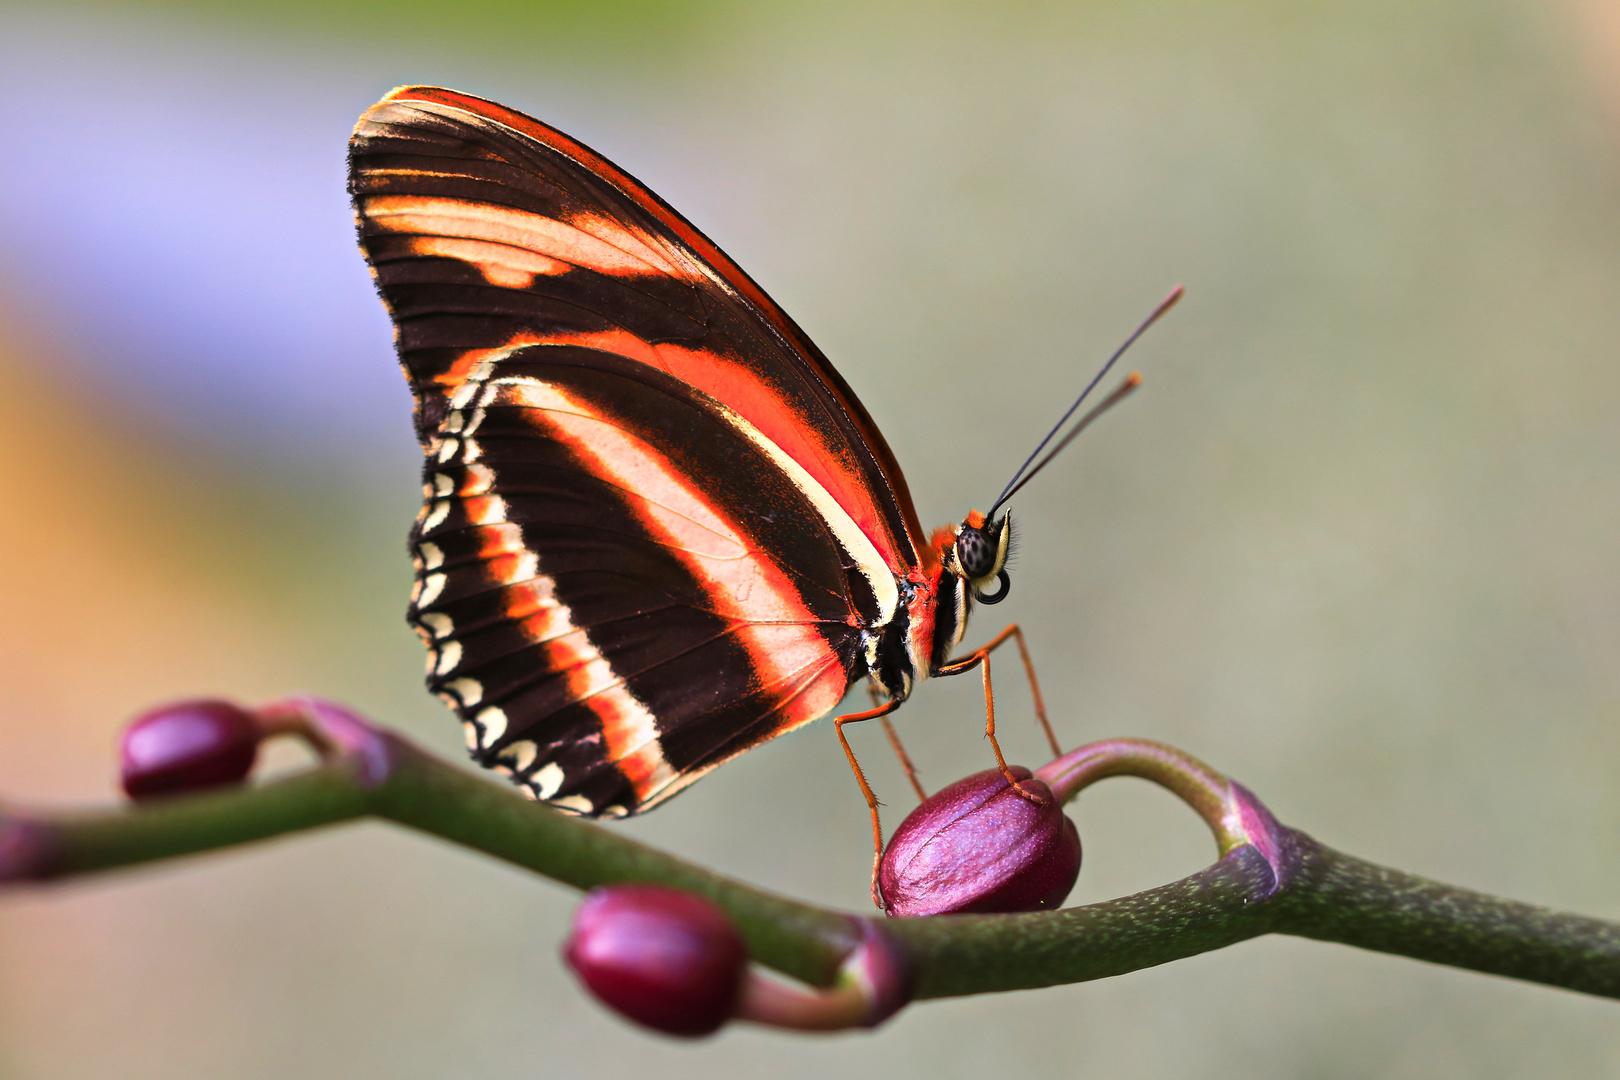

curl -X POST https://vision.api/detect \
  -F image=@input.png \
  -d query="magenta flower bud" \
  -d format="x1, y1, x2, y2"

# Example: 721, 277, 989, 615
119, 699, 263, 800
564, 885, 747, 1037
879, 766, 1081, 917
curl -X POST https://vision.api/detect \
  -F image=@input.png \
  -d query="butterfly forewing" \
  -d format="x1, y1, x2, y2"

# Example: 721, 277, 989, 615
350, 87, 927, 569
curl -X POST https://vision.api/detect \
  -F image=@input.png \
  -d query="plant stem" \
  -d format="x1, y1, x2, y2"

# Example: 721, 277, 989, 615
886, 845, 1280, 997
1274, 835, 1620, 998
4, 716, 1619, 1007
370, 736, 860, 986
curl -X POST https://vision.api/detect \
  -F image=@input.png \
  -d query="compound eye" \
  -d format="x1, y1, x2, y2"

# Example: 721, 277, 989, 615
955, 527, 997, 580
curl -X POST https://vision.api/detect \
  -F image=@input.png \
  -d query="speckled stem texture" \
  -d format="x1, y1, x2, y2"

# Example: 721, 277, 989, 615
3, 720, 1618, 1006
1273, 832, 1620, 999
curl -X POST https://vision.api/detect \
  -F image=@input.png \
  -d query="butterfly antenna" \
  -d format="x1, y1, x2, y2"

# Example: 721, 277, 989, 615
993, 371, 1144, 512
988, 284, 1183, 516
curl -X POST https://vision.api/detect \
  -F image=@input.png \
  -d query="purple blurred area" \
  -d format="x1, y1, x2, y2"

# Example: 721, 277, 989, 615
0, 13, 411, 466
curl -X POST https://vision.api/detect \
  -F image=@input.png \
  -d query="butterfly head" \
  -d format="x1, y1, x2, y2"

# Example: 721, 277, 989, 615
945, 509, 1013, 606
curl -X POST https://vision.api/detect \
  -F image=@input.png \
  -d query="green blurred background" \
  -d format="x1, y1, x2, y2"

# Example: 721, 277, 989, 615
2, 0, 1619, 1075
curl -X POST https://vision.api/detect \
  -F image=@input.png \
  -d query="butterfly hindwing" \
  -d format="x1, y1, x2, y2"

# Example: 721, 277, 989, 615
412, 345, 864, 813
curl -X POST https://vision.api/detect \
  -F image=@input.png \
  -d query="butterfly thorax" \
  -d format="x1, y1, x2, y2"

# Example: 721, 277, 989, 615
867, 510, 1013, 702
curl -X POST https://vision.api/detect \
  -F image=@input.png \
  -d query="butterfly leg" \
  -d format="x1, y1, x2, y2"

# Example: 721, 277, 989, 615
869, 682, 928, 801
1003, 624, 1060, 757
945, 623, 1060, 754
834, 695, 905, 907
937, 623, 1057, 800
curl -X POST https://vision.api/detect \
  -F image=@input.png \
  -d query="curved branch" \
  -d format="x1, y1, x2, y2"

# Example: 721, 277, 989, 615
3, 701, 1618, 1010
1, 728, 857, 989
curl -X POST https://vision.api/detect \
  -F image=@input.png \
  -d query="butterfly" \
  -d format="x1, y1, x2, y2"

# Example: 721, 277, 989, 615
348, 86, 1170, 827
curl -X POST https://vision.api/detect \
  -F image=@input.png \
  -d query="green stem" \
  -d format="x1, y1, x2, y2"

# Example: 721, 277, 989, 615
1, 732, 854, 987
889, 846, 1280, 997
370, 737, 859, 985
1, 763, 370, 875
5, 715, 1619, 1010
1274, 836, 1620, 998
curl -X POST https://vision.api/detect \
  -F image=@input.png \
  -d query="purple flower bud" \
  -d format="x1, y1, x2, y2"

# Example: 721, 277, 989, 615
119, 699, 263, 800
879, 766, 1081, 917
564, 885, 746, 1037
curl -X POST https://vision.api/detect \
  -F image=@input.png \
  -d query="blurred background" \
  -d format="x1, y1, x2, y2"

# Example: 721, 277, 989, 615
2, 0, 1619, 1075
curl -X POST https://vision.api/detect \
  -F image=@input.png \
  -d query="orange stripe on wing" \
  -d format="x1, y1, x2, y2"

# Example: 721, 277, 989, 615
499, 380, 846, 756
423, 328, 913, 601
501, 578, 556, 621
533, 628, 674, 796
635, 650, 849, 812
449, 498, 675, 803
548, 328, 912, 579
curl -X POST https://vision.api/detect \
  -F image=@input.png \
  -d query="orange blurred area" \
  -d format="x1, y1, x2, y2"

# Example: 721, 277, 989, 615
1582, 0, 1620, 115
0, 312, 274, 800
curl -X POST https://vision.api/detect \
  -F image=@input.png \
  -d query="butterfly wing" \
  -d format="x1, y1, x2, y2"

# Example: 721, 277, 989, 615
350, 86, 930, 813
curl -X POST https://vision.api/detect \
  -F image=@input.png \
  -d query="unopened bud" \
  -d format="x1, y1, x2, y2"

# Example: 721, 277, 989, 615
879, 766, 1081, 917
564, 885, 746, 1037
119, 700, 262, 800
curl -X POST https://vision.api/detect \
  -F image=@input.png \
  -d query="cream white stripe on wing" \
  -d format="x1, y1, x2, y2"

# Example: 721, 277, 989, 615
708, 399, 900, 627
